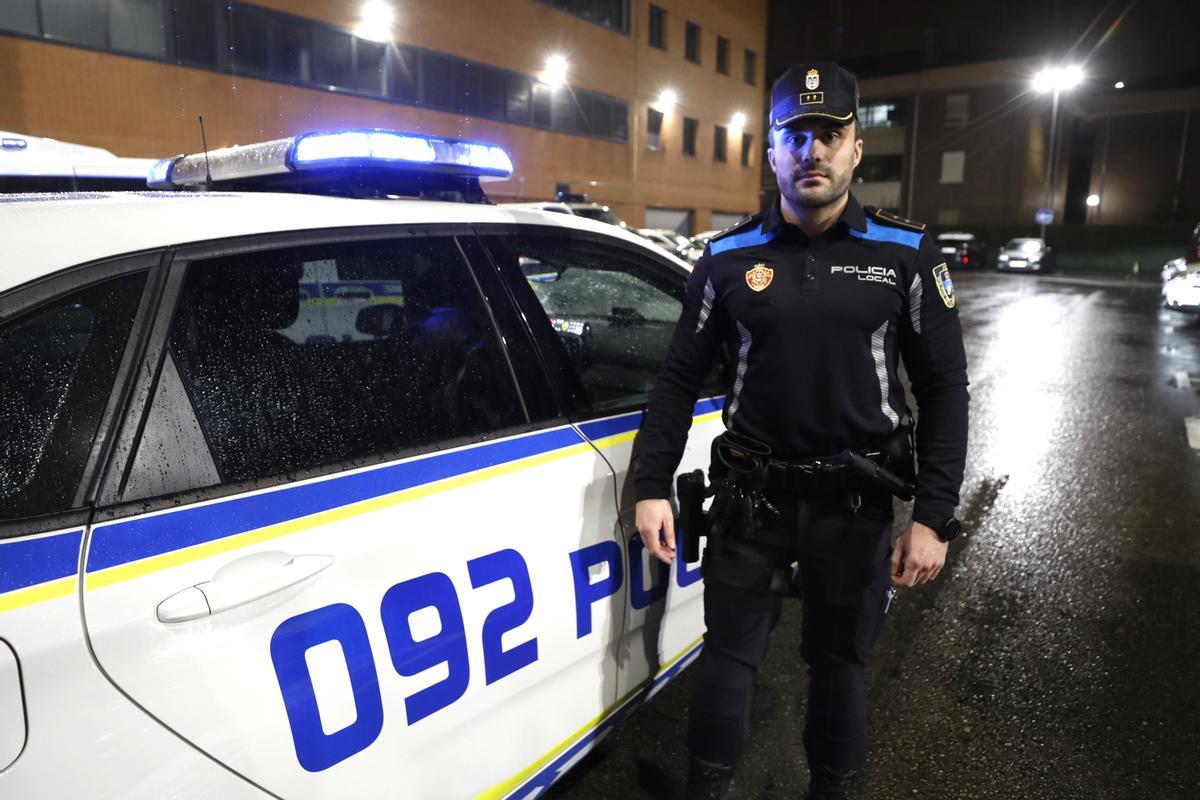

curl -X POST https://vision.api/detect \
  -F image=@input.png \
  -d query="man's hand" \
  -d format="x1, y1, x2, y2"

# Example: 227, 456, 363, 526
635, 499, 676, 564
891, 521, 947, 587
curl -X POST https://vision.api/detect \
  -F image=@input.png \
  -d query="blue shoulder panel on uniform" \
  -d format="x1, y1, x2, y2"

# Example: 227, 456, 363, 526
850, 218, 924, 250
708, 227, 778, 256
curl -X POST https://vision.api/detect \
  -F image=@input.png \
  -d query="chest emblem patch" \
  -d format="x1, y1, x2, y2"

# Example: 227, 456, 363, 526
745, 264, 774, 292
932, 262, 955, 308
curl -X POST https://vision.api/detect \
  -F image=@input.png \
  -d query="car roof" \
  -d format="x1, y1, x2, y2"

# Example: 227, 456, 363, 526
936, 232, 975, 240
0, 191, 677, 295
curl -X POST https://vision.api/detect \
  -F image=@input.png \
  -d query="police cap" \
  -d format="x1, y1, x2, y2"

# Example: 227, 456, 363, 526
770, 62, 860, 129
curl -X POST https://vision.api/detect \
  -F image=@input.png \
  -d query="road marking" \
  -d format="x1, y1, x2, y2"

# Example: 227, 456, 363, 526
1176, 371, 1193, 389
1187, 418, 1200, 450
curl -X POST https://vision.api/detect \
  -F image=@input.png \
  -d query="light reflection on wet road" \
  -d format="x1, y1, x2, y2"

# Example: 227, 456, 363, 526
547, 272, 1200, 800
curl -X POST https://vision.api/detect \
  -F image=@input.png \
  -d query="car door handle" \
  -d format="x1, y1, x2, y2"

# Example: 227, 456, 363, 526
156, 551, 334, 624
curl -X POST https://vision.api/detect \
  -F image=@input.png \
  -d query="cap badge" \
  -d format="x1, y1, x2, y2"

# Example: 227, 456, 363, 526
805, 69, 820, 90
745, 264, 774, 292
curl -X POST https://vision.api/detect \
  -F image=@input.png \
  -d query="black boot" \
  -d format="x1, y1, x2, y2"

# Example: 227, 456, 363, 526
684, 755, 734, 800
804, 766, 857, 800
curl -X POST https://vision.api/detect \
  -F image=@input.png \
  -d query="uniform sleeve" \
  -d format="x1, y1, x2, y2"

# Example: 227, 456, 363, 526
897, 235, 970, 527
633, 253, 726, 501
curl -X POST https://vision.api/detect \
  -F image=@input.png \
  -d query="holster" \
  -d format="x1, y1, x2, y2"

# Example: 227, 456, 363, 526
675, 469, 709, 564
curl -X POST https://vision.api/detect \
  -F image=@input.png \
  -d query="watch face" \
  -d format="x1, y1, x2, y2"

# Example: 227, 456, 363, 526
942, 518, 962, 541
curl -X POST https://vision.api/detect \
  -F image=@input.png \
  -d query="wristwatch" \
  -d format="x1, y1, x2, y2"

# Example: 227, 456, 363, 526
928, 517, 961, 543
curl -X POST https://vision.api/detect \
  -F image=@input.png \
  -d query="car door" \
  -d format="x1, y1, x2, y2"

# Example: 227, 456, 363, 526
475, 227, 728, 708
81, 228, 623, 799
0, 256, 262, 797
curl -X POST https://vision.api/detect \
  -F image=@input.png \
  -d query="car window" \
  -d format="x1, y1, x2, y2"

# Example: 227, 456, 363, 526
129, 237, 525, 494
0, 272, 146, 521
483, 232, 722, 414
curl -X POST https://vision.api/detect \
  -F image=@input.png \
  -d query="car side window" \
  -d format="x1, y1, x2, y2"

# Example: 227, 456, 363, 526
482, 232, 722, 414
0, 272, 147, 521
125, 237, 525, 496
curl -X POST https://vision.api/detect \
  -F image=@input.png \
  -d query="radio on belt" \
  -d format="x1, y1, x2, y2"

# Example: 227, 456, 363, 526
147, 128, 514, 202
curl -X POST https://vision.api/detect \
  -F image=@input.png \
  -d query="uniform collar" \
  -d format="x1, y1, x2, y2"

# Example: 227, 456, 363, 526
762, 193, 869, 236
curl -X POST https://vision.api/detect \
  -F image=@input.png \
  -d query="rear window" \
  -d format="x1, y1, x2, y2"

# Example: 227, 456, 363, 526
0, 273, 146, 520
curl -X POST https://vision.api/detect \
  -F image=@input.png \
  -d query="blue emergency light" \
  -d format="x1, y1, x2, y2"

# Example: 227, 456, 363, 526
147, 129, 514, 202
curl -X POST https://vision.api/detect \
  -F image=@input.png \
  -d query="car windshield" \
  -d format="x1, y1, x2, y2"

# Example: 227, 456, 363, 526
1006, 238, 1044, 251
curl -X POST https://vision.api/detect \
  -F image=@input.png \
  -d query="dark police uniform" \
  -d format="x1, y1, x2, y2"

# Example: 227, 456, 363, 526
633, 62, 969, 797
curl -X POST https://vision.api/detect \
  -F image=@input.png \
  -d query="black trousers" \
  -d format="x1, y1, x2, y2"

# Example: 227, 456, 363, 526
687, 487, 894, 775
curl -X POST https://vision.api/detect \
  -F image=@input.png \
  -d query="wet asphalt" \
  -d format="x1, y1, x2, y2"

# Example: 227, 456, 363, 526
546, 271, 1200, 800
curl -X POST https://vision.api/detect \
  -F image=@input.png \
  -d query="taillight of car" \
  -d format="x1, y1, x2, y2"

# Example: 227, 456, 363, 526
963, 256, 969, 264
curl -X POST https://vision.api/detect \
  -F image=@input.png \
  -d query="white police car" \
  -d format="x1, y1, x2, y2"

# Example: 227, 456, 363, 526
0, 131, 725, 798
1162, 265, 1200, 314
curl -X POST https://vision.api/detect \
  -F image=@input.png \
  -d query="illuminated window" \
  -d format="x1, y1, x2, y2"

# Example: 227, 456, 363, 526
859, 103, 898, 129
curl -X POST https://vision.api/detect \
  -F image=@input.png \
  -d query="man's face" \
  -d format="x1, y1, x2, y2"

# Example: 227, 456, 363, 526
768, 119, 863, 210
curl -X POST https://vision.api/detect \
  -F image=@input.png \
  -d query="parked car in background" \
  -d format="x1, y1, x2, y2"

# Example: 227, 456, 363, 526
1188, 221, 1200, 265
681, 229, 721, 263
1161, 257, 1188, 284
997, 237, 1053, 273
935, 232, 986, 268
0, 130, 156, 192
637, 228, 693, 261
502, 199, 629, 229
1162, 266, 1200, 314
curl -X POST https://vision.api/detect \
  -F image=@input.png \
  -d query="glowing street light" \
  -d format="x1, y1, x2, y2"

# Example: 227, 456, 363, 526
730, 112, 747, 129
1032, 65, 1084, 94
1086, 193, 1100, 207
355, 1, 394, 42
541, 54, 570, 88
1114, 81, 1125, 89
655, 89, 678, 111
1032, 64, 1085, 236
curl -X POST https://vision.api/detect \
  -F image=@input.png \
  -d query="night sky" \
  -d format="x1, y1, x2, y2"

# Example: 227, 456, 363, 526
767, 0, 1200, 89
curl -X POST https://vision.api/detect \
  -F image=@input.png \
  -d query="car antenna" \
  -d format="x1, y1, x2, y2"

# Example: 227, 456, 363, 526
198, 115, 213, 190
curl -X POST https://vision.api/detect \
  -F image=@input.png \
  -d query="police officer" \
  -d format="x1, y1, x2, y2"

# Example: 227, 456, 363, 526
634, 62, 969, 799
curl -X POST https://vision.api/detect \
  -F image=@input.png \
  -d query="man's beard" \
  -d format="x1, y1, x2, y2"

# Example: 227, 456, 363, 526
780, 167, 852, 209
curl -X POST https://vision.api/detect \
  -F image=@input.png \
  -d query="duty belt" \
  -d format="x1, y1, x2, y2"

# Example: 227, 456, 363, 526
765, 450, 914, 499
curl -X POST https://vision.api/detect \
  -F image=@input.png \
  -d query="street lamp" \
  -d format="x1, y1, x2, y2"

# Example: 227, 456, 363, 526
1032, 65, 1084, 237
540, 54, 570, 88
355, 1, 394, 41
655, 89, 678, 111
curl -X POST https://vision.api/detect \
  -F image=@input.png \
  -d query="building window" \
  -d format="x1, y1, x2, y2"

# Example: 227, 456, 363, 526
716, 36, 729, 74
860, 102, 899, 129
647, 107, 664, 150
744, 49, 757, 85
685, 21, 700, 63
0, 0, 630, 144
0, 1, 39, 36
945, 93, 969, 128
937, 209, 961, 225
713, 125, 727, 161
539, 0, 630, 34
683, 117, 698, 156
172, 0, 224, 69
940, 151, 965, 184
741, 132, 754, 166
648, 4, 665, 49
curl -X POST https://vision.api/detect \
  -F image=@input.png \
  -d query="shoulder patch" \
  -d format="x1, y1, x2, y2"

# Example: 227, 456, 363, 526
866, 206, 927, 233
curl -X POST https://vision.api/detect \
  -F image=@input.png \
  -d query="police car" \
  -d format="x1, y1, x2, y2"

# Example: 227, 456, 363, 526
1, 130, 157, 192
0, 130, 725, 798
1162, 265, 1200, 314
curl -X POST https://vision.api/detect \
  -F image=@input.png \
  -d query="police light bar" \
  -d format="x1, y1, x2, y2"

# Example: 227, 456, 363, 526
147, 129, 514, 201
